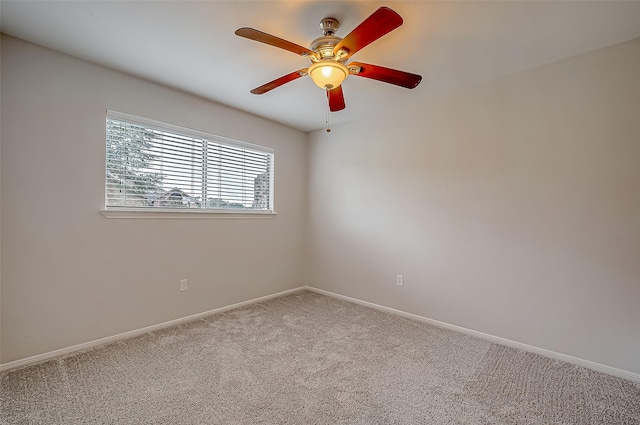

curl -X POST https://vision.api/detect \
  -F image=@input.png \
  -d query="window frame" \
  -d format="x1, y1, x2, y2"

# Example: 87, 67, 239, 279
101, 110, 276, 219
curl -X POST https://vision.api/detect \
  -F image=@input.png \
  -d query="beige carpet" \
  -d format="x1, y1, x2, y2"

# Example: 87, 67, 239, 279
1, 291, 639, 424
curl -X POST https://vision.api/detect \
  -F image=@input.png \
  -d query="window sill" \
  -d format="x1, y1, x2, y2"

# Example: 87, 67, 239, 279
100, 208, 277, 219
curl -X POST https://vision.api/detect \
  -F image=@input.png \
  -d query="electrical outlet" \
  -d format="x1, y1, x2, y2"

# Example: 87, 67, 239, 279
396, 275, 404, 286
180, 279, 188, 292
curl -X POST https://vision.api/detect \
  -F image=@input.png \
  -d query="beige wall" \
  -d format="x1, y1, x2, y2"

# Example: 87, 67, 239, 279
307, 39, 640, 374
0, 36, 307, 363
2, 33, 639, 377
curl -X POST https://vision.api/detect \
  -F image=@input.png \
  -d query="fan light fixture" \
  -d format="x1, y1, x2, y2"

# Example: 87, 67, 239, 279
235, 6, 423, 113
308, 61, 349, 90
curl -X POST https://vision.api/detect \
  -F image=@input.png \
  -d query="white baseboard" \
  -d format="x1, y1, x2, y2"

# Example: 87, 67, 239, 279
304, 286, 640, 383
0, 287, 306, 372
4, 285, 638, 384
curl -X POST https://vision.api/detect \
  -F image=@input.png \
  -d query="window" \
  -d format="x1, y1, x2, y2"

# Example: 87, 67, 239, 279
105, 111, 274, 214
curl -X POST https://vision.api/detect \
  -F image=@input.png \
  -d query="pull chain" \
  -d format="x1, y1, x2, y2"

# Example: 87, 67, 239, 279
325, 90, 331, 133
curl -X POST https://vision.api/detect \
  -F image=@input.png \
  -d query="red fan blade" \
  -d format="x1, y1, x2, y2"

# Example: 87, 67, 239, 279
250, 69, 307, 95
235, 28, 315, 58
327, 85, 346, 112
349, 62, 422, 89
333, 7, 403, 59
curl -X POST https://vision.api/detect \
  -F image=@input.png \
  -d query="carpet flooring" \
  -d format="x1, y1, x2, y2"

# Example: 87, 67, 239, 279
1, 291, 639, 424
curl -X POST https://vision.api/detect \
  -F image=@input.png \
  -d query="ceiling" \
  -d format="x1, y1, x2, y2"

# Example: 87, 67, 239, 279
2, 1, 640, 132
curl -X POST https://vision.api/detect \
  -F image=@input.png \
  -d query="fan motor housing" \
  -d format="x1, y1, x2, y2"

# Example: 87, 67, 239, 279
310, 17, 343, 60
310, 35, 342, 60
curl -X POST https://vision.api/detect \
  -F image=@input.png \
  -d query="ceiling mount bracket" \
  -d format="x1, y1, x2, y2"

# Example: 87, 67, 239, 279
319, 17, 340, 36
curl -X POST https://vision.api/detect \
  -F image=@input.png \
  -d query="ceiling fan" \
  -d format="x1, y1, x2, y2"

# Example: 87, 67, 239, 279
235, 6, 422, 113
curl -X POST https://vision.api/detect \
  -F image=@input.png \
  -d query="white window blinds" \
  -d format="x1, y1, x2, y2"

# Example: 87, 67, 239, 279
105, 111, 274, 212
